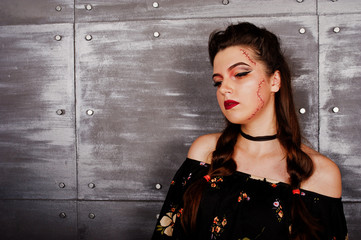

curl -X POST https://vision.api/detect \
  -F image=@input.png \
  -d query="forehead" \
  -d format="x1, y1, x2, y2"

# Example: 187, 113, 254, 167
213, 45, 257, 69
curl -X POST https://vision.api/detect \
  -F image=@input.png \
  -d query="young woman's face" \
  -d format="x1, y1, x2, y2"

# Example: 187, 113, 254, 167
212, 45, 279, 124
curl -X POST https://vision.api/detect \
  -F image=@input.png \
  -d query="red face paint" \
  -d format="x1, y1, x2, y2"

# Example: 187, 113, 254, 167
248, 78, 265, 120
240, 49, 256, 66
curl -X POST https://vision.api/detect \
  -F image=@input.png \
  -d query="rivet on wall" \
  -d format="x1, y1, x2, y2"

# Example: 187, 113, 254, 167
55, 5, 62, 12
299, 108, 306, 114
155, 183, 162, 190
88, 183, 96, 189
54, 35, 62, 41
89, 213, 96, 219
299, 28, 306, 34
330, 0, 338, 2
222, 0, 230, 5
333, 27, 341, 33
85, 4, 93, 11
296, 0, 304, 3
56, 109, 65, 115
85, 34, 93, 41
59, 212, 67, 218
152, 2, 159, 8
153, 31, 160, 38
58, 182, 66, 188
332, 107, 340, 113
86, 109, 94, 116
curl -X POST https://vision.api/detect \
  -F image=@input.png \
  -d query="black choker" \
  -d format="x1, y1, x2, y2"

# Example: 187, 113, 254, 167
240, 129, 277, 141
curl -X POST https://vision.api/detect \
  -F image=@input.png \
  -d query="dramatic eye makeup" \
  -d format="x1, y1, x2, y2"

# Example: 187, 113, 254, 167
212, 62, 252, 87
213, 81, 221, 87
212, 75, 222, 87
231, 70, 252, 79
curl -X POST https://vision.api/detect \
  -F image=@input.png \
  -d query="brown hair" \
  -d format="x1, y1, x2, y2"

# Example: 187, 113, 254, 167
181, 22, 322, 239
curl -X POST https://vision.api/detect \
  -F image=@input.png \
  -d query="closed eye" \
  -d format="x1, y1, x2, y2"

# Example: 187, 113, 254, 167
213, 81, 222, 87
235, 71, 251, 78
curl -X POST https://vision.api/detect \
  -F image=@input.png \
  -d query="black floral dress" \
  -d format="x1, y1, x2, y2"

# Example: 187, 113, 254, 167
152, 158, 348, 240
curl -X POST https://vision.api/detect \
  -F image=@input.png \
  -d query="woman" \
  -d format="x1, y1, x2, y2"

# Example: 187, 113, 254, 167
152, 22, 347, 240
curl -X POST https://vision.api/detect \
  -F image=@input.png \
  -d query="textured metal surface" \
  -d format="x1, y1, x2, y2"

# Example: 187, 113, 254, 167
0, 0, 74, 25
76, 16, 318, 201
0, 24, 76, 199
75, 0, 316, 22
344, 203, 361, 239
318, 0, 361, 15
0, 200, 77, 240
319, 14, 361, 201
78, 201, 162, 240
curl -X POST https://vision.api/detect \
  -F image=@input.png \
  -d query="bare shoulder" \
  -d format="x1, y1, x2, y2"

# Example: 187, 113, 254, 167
301, 144, 342, 198
187, 133, 221, 164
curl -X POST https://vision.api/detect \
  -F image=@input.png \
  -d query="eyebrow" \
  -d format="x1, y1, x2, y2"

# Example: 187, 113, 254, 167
212, 62, 251, 79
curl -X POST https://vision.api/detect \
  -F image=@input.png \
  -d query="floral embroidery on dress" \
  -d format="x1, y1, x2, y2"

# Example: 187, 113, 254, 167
182, 173, 192, 186
156, 206, 183, 236
272, 199, 284, 222
238, 191, 250, 202
211, 216, 227, 239
157, 212, 176, 236
270, 183, 278, 188
209, 176, 224, 189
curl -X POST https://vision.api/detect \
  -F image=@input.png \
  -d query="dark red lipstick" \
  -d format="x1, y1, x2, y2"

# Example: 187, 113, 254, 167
224, 100, 239, 110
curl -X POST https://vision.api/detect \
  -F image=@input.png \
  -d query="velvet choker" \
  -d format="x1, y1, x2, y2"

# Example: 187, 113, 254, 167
240, 128, 277, 141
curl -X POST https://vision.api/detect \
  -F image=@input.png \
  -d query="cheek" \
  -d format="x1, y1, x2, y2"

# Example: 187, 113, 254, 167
238, 81, 260, 102
245, 79, 265, 120
258, 79, 273, 104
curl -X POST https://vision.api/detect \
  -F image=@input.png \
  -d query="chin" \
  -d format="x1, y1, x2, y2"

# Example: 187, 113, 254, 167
223, 114, 249, 125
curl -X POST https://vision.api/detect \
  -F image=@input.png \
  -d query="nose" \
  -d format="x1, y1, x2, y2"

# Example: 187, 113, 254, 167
219, 78, 232, 95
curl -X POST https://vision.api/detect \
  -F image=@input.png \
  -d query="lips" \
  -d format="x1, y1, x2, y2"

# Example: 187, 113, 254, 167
224, 100, 239, 110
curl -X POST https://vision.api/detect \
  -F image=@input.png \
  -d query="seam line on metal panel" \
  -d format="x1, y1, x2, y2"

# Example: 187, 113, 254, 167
72, 1, 79, 239
316, 10, 320, 153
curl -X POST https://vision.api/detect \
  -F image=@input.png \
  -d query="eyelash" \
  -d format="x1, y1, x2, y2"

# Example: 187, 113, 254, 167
213, 81, 221, 87
235, 71, 251, 78
213, 71, 251, 88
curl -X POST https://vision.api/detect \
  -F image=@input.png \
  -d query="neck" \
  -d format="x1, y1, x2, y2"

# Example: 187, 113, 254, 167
235, 130, 283, 159
241, 120, 278, 138
237, 122, 279, 156
240, 128, 277, 141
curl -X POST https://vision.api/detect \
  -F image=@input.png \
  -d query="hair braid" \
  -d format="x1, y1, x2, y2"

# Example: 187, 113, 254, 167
181, 121, 238, 234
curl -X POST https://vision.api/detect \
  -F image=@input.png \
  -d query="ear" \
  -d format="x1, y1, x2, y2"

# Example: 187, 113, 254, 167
270, 70, 281, 93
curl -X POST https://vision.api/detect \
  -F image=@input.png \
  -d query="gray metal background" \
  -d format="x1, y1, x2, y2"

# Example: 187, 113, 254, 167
0, 0, 360, 239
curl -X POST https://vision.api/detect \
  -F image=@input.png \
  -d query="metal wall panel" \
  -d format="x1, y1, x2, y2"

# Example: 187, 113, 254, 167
0, 0, 74, 26
0, 200, 77, 240
75, 0, 316, 22
76, 16, 318, 201
319, 14, 361, 201
344, 203, 361, 239
78, 201, 162, 240
0, 24, 76, 199
318, 0, 361, 15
